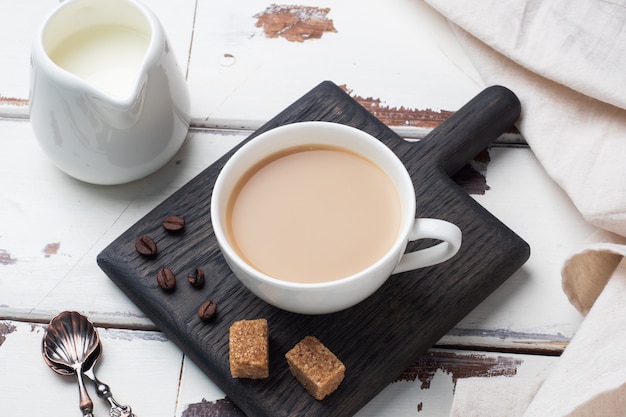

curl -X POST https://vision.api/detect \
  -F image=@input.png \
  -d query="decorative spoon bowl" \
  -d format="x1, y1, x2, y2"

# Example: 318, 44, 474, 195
42, 311, 135, 417
42, 311, 99, 417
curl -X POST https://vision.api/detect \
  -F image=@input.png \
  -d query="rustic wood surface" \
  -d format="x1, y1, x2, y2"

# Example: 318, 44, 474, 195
0, 1, 595, 416
98, 82, 527, 417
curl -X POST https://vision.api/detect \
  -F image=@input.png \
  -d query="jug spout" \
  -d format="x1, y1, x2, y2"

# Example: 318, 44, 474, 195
90, 55, 190, 133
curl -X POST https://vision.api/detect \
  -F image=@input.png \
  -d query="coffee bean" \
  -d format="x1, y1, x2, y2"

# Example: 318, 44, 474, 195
135, 236, 157, 257
187, 268, 205, 288
162, 215, 185, 233
198, 300, 217, 321
157, 268, 176, 291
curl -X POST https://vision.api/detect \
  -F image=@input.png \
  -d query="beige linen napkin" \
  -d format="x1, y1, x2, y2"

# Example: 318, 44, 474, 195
451, 230, 626, 417
423, 0, 626, 237
421, 0, 626, 415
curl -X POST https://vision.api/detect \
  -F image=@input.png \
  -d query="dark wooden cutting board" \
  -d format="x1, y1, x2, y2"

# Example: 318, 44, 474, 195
97, 81, 529, 417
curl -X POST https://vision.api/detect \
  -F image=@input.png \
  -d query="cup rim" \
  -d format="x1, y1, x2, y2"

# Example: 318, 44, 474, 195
211, 121, 416, 290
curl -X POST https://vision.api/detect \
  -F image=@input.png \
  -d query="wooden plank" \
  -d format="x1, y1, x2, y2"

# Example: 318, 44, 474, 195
174, 348, 556, 417
0, 0, 54, 117
0, 319, 182, 417
438, 146, 595, 353
2, 0, 482, 132
186, 0, 484, 131
0, 319, 556, 417
97, 82, 528, 417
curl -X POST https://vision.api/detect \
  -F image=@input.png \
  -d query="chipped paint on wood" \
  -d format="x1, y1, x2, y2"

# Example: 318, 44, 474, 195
442, 327, 571, 354
221, 53, 236, 67
184, 351, 522, 414
254, 4, 337, 42
0, 322, 17, 347
43, 242, 60, 257
0, 249, 17, 265
452, 148, 491, 195
0, 95, 28, 107
340, 85, 454, 129
182, 398, 245, 417
395, 350, 522, 389
339, 85, 491, 194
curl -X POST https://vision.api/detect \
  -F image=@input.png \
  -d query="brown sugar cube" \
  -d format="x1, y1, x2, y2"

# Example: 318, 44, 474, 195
229, 319, 269, 379
285, 336, 345, 400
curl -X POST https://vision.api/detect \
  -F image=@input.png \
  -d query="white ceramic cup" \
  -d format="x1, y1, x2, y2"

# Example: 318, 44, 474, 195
211, 121, 462, 314
30, 0, 190, 185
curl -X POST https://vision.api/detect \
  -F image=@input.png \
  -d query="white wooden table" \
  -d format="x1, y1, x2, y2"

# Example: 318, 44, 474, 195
0, 1, 595, 416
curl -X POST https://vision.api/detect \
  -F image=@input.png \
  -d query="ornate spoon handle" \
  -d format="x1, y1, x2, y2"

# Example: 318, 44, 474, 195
108, 402, 133, 417
83, 369, 135, 417
77, 369, 95, 417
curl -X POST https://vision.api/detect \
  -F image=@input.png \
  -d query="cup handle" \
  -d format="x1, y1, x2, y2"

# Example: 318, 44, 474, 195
392, 219, 462, 274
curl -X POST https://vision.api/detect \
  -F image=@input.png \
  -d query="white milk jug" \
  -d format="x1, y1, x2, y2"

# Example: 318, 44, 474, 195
30, 0, 190, 185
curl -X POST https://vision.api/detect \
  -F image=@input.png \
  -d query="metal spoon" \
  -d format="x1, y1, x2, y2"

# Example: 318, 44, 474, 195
42, 311, 98, 417
42, 311, 135, 417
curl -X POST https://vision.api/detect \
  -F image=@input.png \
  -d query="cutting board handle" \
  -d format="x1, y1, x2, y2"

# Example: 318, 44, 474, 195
418, 85, 521, 176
